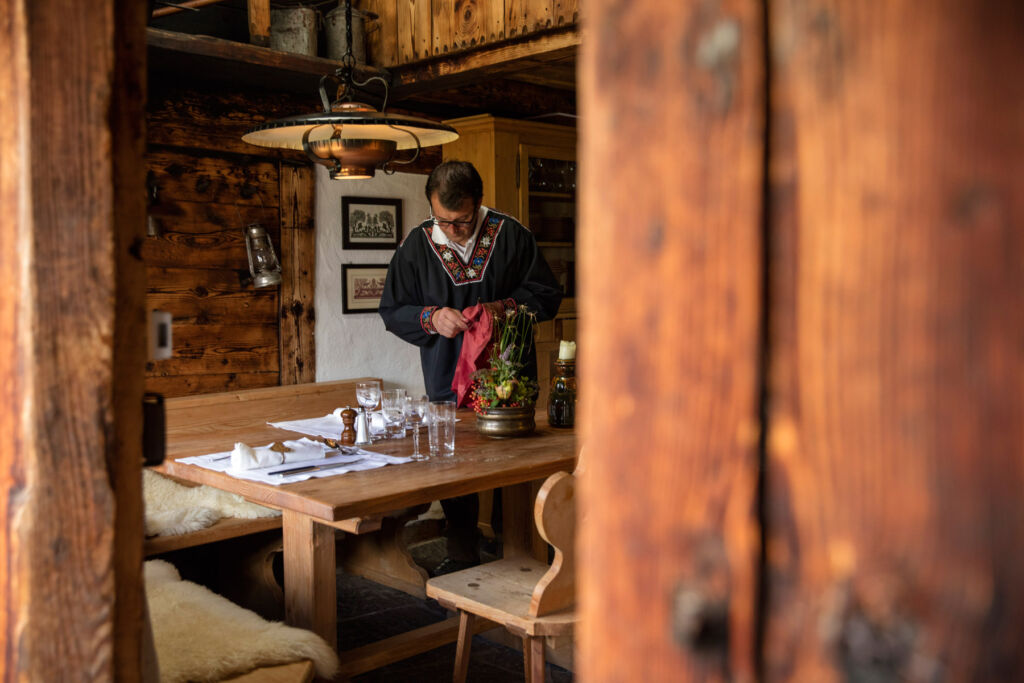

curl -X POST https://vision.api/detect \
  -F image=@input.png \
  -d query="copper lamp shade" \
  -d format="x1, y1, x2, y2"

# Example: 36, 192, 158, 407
240, 2, 457, 179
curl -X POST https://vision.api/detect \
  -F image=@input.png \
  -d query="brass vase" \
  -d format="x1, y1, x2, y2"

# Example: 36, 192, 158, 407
475, 405, 536, 438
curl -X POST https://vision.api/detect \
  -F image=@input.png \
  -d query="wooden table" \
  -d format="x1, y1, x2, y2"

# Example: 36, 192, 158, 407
157, 384, 576, 672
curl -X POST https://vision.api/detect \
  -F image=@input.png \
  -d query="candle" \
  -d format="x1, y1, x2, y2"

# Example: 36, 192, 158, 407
558, 340, 576, 361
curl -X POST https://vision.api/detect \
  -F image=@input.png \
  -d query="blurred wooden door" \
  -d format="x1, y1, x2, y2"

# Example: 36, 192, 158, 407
579, 0, 1024, 681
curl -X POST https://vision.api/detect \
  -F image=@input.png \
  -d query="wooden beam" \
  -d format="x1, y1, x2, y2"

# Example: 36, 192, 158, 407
247, 0, 271, 47
389, 25, 579, 99
337, 615, 498, 678
578, 0, 764, 680
113, 0, 151, 679
278, 163, 316, 385
151, 0, 231, 19
765, 0, 1024, 679
0, 0, 148, 678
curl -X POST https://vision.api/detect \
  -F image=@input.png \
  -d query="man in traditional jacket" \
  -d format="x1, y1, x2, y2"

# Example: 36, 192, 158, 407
379, 160, 562, 574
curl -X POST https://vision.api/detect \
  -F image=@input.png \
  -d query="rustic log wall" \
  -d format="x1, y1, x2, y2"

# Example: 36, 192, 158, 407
361, 0, 578, 65
144, 83, 317, 396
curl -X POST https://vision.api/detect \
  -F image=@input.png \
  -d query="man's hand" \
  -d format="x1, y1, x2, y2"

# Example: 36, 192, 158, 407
431, 307, 469, 338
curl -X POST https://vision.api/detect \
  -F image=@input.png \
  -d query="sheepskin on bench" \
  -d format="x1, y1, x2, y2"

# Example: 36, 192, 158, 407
145, 560, 340, 682
144, 469, 279, 537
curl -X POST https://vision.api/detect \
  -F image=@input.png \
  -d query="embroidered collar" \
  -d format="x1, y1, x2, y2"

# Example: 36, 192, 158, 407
426, 212, 504, 285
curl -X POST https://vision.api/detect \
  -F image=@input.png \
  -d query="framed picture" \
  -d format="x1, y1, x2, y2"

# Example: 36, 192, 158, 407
342, 196, 402, 250
341, 263, 388, 314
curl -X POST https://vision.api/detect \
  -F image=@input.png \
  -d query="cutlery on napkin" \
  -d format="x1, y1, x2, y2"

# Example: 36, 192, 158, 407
229, 438, 327, 472
268, 457, 366, 477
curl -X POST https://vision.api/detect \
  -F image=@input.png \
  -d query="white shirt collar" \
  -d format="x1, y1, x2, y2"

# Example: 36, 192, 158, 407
431, 205, 488, 261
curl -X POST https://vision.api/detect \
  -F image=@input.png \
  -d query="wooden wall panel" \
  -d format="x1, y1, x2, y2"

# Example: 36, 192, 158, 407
577, 0, 764, 681
144, 145, 283, 396
147, 267, 279, 324
147, 149, 280, 206
506, 0, 552, 36
145, 372, 278, 397
432, 0, 504, 55
765, 0, 1024, 680
363, 0, 399, 66
397, 0, 432, 61
278, 164, 317, 385
147, 84, 311, 159
152, 322, 280, 376
551, 0, 576, 26
141, 205, 279, 269
374, 0, 577, 65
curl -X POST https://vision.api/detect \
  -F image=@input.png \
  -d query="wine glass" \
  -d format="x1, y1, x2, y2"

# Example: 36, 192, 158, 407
355, 380, 381, 438
404, 395, 428, 460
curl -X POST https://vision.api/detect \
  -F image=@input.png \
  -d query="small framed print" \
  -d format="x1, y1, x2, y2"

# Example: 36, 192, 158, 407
342, 196, 402, 250
341, 263, 388, 314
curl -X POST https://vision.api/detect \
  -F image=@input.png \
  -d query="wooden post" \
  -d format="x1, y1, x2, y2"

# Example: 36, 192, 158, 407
247, 0, 271, 47
0, 0, 148, 678
764, 0, 1024, 679
577, 0, 765, 680
278, 163, 316, 385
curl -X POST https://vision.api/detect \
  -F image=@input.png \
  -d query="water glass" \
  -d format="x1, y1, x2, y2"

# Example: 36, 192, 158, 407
405, 395, 428, 460
381, 389, 407, 439
428, 400, 456, 456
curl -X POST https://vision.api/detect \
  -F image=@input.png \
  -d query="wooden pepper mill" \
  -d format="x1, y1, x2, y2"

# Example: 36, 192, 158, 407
339, 406, 357, 446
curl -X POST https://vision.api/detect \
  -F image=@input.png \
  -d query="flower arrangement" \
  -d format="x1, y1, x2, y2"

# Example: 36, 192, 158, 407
469, 304, 538, 414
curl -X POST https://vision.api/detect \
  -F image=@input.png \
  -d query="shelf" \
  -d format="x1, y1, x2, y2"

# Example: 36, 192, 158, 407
147, 27, 342, 95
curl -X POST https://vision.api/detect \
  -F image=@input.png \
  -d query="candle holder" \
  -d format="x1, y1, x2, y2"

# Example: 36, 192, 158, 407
547, 359, 576, 429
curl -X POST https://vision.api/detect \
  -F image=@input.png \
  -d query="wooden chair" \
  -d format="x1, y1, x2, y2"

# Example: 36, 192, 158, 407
426, 469, 577, 683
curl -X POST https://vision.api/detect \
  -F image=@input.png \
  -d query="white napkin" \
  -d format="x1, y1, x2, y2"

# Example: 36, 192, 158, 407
229, 438, 327, 472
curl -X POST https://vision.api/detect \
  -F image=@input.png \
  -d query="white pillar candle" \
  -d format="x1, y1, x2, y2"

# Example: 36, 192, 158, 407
558, 340, 576, 360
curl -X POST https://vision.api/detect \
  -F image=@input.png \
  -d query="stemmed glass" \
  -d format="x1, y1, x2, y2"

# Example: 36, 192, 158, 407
355, 380, 381, 439
404, 395, 429, 460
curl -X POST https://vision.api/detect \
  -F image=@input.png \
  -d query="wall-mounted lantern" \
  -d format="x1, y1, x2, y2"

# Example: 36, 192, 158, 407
244, 224, 282, 288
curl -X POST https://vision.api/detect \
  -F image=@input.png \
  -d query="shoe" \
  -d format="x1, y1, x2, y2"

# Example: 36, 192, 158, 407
431, 557, 478, 577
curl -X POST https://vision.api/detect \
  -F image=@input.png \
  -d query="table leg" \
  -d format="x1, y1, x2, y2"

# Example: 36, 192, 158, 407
282, 510, 337, 647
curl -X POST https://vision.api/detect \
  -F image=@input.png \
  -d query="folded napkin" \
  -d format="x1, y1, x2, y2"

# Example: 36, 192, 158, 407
229, 438, 327, 472
452, 303, 494, 407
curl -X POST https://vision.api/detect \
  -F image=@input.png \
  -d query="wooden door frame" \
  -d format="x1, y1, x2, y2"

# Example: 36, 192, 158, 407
0, 0, 149, 678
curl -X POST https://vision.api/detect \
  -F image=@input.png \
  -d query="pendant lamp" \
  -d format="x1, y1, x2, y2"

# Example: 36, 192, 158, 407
242, 1, 458, 179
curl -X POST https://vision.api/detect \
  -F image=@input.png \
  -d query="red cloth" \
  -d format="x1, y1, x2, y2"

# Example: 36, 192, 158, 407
451, 303, 494, 407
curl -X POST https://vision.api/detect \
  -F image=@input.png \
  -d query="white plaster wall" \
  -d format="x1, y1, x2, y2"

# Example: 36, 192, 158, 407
314, 167, 431, 393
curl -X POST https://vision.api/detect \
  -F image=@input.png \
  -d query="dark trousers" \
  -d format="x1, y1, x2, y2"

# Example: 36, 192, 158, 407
440, 494, 479, 562
440, 490, 503, 562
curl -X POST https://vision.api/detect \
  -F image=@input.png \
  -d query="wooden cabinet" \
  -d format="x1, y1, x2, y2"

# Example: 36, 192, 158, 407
442, 115, 577, 409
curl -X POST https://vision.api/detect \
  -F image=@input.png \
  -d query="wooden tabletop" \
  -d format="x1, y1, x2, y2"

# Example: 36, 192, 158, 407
158, 385, 577, 523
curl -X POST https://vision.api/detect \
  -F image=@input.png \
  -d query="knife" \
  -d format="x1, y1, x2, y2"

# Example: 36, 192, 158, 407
269, 458, 365, 477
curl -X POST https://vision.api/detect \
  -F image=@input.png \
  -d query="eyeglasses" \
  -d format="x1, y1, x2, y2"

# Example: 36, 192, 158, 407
431, 213, 475, 229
